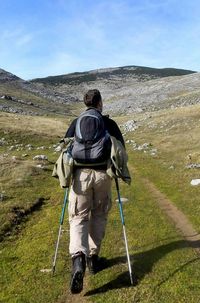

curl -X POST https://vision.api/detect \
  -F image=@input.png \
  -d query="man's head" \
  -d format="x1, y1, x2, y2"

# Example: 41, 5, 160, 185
83, 89, 102, 112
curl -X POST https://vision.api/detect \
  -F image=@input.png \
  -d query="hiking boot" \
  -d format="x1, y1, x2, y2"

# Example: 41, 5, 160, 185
87, 254, 100, 275
70, 252, 86, 294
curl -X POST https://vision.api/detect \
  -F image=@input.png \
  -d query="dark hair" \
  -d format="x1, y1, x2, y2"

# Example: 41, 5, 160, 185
83, 89, 102, 108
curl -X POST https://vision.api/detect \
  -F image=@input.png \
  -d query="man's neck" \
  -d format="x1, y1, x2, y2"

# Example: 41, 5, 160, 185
86, 106, 102, 113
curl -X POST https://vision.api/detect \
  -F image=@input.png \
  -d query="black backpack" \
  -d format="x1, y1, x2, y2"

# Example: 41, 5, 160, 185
71, 108, 111, 164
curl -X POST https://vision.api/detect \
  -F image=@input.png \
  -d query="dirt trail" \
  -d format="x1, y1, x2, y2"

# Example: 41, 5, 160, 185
142, 177, 200, 255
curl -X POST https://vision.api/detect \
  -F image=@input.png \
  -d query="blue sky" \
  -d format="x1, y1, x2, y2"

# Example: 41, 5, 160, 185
0, 0, 200, 79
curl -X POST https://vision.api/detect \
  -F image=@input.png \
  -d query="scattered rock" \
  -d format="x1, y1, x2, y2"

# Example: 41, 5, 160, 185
190, 179, 200, 186
8, 144, 23, 151
12, 156, 18, 162
40, 269, 52, 273
54, 145, 62, 152
116, 197, 129, 203
126, 139, 158, 156
137, 142, 151, 151
126, 139, 135, 144
36, 164, 46, 169
25, 144, 34, 150
33, 155, 48, 161
0, 193, 6, 202
22, 154, 28, 157
186, 164, 200, 169
150, 150, 157, 156
122, 120, 138, 132
0, 138, 7, 146
1, 94, 13, 100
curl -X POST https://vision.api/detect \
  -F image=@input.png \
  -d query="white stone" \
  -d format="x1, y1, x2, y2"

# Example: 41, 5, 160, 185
40, 269, 52, 273
36, 164, 45, 169
33, 155, 48, 161
54, 145, 62, 152
0, 193, 5, 201
190, 179, 200, 186
186, 164, 200, 169
122, 120, 138, 132
116, 197, 129, 203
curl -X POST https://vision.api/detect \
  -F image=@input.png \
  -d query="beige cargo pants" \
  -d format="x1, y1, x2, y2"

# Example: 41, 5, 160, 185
68, 168, 112, 257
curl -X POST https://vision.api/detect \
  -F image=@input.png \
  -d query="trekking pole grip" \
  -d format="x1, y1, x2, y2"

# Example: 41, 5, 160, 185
60, 188, 69, 224
115, 178, 125, 225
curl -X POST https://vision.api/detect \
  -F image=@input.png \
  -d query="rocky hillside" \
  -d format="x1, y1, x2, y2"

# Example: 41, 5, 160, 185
31, 65, 195, 85
0, 68, 78, 116
103, 72, 200, 114
0, 65, 199, 115
0, 68, 21, 82
31, 65, 199, 114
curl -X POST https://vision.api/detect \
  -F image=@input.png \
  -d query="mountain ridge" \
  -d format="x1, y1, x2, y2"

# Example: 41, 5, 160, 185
31, 65, 196, 85
0, 68, 22, 82
0, 65, 199, 115
30, 65, 200, 114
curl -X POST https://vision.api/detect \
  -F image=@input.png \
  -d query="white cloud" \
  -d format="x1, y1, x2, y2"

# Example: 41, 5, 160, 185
1, 0, 200, 78
0, 27, 34, 49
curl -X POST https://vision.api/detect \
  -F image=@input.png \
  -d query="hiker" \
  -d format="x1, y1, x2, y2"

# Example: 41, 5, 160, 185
64, 89, 125, 294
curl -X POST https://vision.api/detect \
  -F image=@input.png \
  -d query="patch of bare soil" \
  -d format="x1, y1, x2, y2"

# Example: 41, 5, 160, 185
143, 178, 200, 255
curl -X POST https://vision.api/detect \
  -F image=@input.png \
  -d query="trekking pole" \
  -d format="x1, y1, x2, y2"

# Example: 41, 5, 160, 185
115, 178, 134, 285
52, 187, 69, 275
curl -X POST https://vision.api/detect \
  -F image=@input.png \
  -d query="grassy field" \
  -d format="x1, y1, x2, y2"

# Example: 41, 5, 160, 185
124, 104, 200, 232
0, 105, 200, 303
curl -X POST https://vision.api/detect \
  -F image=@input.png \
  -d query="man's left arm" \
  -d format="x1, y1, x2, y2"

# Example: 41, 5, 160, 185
64, 118, 77, 138
104, 116, 125, 147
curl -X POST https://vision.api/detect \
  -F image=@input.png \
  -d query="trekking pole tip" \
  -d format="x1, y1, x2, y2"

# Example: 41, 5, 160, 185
131, 274, 138, 286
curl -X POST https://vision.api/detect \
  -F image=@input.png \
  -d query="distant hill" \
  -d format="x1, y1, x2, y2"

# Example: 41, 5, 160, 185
1, 65, 199, 116
0, 68, 78, 116
31, 65, 200, 114
31, 65, 195, 86
0, 68, 22, 82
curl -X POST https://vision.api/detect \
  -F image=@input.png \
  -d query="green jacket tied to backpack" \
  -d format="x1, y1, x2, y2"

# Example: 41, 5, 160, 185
52, 136, 131, 188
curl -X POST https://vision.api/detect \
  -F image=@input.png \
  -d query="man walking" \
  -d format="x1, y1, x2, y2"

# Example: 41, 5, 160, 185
65, 89, 125, 294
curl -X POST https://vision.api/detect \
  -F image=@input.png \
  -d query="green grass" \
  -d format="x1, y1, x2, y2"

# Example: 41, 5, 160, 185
0, 191, 69, 303
86, 176, 200, 303
0, 118, 62, 240
123, 104, 200, 232
0, 107, 200, 302
1, 170, 200, 303
128, 150, 200, 232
